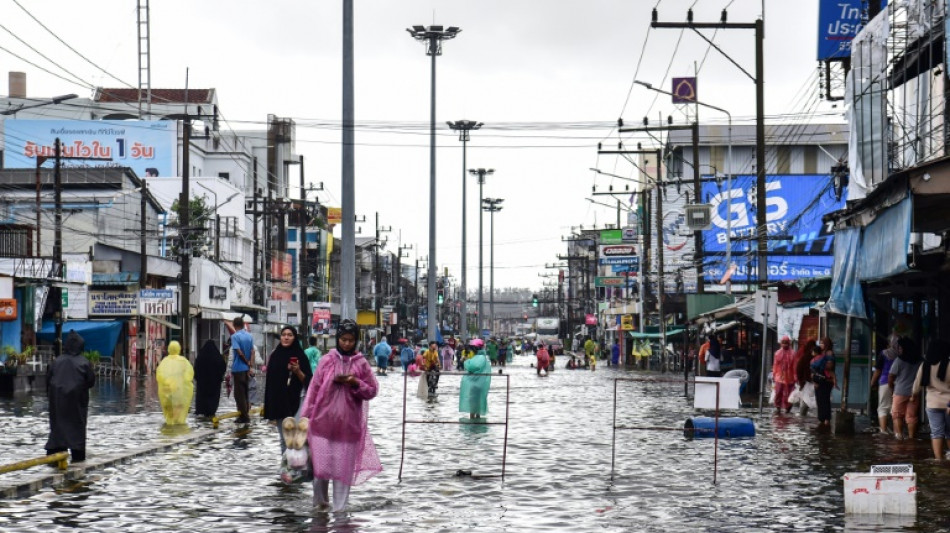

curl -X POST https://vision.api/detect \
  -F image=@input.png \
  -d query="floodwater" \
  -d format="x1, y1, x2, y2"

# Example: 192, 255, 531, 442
3, 356, 950, 532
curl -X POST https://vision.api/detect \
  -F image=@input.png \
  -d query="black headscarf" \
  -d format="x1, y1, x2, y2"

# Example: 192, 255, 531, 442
262, 326, 312, 421
897, 337, 921, 364
920, 339, 950, 387
63, 330, 85, 356
336, 319, 360, 356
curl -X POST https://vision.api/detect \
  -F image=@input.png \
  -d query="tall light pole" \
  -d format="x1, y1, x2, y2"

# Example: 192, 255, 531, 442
407, 24, 461, 341
634, 80, 733, 293
447, 119, 482, 339
341, 0, 356, 320
483, 198, 503, 333
469, 167, 494, 334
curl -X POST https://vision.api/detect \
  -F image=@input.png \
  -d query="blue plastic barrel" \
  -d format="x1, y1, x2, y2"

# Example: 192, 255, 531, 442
684, 417, 755, 439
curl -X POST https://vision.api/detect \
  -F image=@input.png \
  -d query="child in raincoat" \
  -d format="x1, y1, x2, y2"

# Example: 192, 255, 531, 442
299, 319, 381, 512
156, 341, 194, 426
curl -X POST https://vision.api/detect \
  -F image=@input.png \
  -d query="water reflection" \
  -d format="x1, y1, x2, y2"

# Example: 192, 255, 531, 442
3, 359, 950, 532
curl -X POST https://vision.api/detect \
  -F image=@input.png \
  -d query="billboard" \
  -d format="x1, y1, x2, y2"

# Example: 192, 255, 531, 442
817, 0, 887, 60
702, 174, 845, 283
4, 119, 178, 178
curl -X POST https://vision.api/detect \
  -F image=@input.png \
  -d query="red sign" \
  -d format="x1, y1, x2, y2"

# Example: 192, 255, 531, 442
0, 299, 17, 320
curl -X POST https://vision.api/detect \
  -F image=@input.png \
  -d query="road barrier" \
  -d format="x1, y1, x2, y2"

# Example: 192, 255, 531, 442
611, 377, 722, 484
212, 406, 262, 428
0, 451, 69, 475
398, 370, 510, 481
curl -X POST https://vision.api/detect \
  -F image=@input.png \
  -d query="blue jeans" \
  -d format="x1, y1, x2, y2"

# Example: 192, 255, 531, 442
927, 408, 950, 440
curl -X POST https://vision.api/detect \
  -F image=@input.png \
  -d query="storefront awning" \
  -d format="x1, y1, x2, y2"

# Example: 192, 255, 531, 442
143, 315, 181, 330
38, 320, 124, 358
200, 309, 244, 321
628, 328, 687, 339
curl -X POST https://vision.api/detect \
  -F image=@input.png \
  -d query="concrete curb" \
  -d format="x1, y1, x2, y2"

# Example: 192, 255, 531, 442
0, 428, 218, 499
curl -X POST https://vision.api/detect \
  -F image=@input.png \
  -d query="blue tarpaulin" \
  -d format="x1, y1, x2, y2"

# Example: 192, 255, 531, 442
828, 196, 912, 318
37, 320, 124, 358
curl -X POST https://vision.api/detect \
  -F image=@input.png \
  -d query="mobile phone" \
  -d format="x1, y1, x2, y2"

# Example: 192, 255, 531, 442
290, 357, 298, 365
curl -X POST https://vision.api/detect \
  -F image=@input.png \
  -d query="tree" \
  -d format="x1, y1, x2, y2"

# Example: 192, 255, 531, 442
169, 195, 214, 259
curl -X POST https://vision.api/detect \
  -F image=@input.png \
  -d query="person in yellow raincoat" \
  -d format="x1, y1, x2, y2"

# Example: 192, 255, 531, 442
156, 341, 194, 425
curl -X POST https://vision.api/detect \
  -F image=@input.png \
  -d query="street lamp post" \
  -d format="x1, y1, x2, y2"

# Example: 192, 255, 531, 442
633, 80, 733, 293
408, 24, 461, 341
469, 168, 494, 335
482, 198, 503, 333
447, 119, 482, 339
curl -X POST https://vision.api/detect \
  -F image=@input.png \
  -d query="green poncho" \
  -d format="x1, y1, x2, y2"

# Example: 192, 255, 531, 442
459, 350, 491, 416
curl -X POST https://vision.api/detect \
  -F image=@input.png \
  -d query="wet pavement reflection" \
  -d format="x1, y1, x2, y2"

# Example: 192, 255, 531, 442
3, 356, 950, 532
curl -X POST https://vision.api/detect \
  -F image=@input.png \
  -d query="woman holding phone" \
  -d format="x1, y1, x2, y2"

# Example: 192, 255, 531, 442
264, 325, 313, 451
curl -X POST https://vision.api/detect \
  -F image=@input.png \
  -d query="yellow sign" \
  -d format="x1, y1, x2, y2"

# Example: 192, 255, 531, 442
620, 314, 634, 331
327, 207, 342, 226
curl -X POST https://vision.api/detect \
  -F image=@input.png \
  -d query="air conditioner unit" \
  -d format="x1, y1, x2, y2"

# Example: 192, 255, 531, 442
684, 204, 712, 230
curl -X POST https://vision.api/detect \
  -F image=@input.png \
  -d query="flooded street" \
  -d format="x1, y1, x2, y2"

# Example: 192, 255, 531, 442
3, 356, 950, 532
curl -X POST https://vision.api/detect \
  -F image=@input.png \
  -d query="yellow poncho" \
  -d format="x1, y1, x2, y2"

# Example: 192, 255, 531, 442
156, 341, 195, 425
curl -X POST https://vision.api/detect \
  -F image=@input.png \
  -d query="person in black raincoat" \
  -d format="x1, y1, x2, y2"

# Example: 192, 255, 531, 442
194, 339, 227, 417
263, 325, 313, 451
45, 330, 95, 462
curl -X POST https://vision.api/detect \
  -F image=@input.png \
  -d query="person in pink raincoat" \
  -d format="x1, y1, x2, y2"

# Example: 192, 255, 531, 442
772, 335, 797, 413
299, 319, 382, 512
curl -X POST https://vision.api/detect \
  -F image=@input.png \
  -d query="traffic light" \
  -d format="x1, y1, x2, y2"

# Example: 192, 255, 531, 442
532, 294, 538, 307
437, 289, 444, 304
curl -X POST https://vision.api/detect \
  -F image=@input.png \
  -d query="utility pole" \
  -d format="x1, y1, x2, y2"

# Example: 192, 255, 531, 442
447, 119, 482, 341
53, 139, 63, 359
341, 0, 356, 321
651, 8, 766, 285
180, 120, 192, 359
139, 178, 148, 376
298, 155, 307, 339
374, 212, 391, 330
251, 157, 260, 306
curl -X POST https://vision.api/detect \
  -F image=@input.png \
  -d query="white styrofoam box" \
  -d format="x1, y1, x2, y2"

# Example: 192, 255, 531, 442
843, 465, 917, 516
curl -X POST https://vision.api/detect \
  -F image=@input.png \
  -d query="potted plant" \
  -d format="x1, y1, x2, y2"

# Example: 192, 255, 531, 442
83, 350, 101, 368
1, 345, 17, 375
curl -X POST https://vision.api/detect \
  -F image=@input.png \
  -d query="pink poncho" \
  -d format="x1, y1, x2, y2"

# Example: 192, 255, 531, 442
300, 349, 382, 485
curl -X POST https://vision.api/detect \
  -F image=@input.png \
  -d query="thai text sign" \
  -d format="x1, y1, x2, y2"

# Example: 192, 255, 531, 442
599, 256, 640, 267
4, 119, 178, 178
139, 289, 175, 316
817, 0, 887, 60
595, 277, 625, 287
599, 244, 637, 256
89, 291, 138, 316
327, 207, 343, 226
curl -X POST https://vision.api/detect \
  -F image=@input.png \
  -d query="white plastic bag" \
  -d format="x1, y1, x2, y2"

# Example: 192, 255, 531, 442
768, 386, 776, 406
801, 382, 817, 410
788, 384, 802, 405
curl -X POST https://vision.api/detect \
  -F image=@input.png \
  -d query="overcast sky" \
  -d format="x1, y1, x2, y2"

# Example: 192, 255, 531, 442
2, 0, 842, 291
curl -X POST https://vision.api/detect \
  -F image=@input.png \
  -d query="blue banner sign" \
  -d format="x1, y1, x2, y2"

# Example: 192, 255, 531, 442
4, 119, 178, 178
702, 174, 845, 283
599, 256, 640, 267
817, 0, 886, 60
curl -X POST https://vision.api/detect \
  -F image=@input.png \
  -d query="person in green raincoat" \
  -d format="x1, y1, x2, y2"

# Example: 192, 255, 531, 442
459, 339, 491, 418
156, 340, 194, 426
486, 338, 499, 366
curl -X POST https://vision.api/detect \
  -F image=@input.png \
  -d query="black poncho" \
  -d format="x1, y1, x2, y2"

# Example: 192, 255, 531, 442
262, 341, 312, 420
45, 331, 96, 452
194, 339, 227, 416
